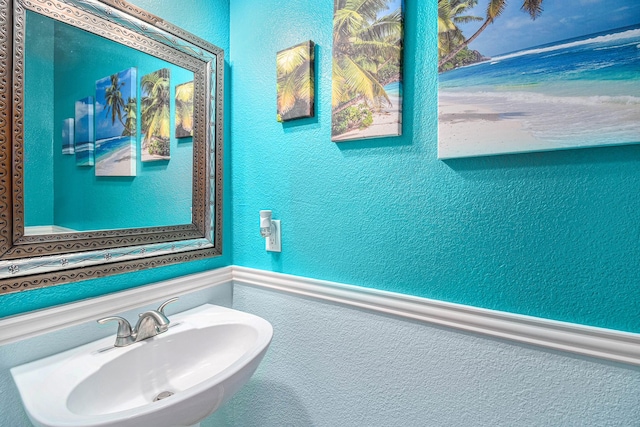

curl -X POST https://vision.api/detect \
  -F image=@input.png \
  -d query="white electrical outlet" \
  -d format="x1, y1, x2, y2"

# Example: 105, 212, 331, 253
266, 220, 281, 252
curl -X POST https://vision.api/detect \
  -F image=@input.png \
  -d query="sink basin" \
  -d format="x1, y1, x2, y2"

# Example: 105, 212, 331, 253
11, 304, 273, 427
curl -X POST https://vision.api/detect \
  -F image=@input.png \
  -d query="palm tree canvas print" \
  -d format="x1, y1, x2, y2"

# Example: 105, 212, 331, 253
74, 96, 94, 167
175, 81, 194, 138
62, 118, 74, 155
141, 68, 171, 161
332, 0, 403, 142
438, 0, 640, 159
95, 67, 137, 176
276, 41, 315, 122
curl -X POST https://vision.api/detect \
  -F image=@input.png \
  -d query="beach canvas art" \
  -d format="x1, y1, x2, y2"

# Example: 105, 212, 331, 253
62, 118, 74, 155
74, 96, 94, 167
95, 67, 137, 176
276, 41, 315, 122
175, 81, 194, 138
331, 0, 403, 142
438, 0, 640, 159
141, 68, 171, 161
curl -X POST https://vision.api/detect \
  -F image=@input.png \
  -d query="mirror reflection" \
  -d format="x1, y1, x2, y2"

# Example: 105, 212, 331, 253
0, 0, 222, 294
23, 10, 195, 235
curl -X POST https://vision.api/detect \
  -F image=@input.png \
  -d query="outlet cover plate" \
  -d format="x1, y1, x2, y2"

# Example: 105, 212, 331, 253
266, 220, 281, 252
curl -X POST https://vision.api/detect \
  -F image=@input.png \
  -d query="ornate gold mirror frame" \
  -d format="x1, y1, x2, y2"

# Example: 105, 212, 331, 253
0, 0, 224, 294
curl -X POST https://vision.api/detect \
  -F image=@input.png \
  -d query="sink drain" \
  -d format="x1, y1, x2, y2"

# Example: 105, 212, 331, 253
153, 391, 174, 402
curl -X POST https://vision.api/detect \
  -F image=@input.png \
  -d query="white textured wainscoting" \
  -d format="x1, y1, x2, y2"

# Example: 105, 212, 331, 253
2, 266, 640, 426
212, 282, 640, 427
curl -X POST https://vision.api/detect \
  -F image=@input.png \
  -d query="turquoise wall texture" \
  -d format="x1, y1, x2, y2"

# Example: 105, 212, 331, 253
230, 0, 640, 332
0, 0, 231, 318
24, 13, 54, 227
7, 0, 640, 334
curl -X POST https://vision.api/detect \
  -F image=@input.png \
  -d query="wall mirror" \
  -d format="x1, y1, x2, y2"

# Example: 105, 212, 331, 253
0, 0, 224, 294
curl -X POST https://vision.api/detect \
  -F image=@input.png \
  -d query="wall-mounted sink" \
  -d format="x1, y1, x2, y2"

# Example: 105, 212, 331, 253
11, 304, 273, 427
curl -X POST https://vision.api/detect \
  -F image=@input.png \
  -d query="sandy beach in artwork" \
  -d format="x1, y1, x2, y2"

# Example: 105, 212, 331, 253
332, 93, 402, 141
438, 89, 640, 159
438, 94, 541, 159
96, 145, 135, 176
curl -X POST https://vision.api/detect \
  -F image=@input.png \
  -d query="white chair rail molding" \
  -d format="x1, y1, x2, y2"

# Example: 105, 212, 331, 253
2, 266, 640, 366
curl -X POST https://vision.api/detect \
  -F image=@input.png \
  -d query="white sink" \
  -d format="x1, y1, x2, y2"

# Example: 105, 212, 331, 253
11, 304, 273, 427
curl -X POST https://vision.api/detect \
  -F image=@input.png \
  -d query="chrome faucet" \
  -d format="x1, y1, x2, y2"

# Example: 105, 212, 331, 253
97, 297, 178, 347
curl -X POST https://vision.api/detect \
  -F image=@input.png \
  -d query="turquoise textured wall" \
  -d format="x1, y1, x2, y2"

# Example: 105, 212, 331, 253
8, 0, 640, 333
230, 0, 640, 332
0, 0, 231, 318
24, 13, 54, 227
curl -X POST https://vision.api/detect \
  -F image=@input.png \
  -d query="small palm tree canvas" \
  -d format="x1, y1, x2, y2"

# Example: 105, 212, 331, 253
175, 81, 194, 138
141, 68, 171, 161
74, 96, 94, 166
95, 67, 137, 176
277, 41, 315, 122
331, 0, 404, 142
62, 118, 74, 155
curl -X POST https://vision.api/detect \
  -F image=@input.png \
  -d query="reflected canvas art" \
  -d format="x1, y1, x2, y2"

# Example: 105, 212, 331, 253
276, 41, 315, 122
95, 67, 137, 176
331, 0, 403, 142
141, 68, 171, 161
437, 0, 640, 159
175, 81, 194, 138
62, 118, 74, 155
74, 96, 94, 166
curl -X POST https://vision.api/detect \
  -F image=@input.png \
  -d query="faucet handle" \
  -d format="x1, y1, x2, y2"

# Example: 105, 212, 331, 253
157, 297, 179, 315
97, 316, 132, 337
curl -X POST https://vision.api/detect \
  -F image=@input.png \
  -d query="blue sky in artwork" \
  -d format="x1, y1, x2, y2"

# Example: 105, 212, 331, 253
62, 119, 73, 145
456, 0, 640, 56
74, 96, 93, 143
95, 67, 136, 140
378, 0, 402, 18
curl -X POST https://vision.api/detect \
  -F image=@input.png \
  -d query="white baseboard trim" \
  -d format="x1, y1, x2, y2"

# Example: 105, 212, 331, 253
232, 266, 640, 367
0, 267, 233, 346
